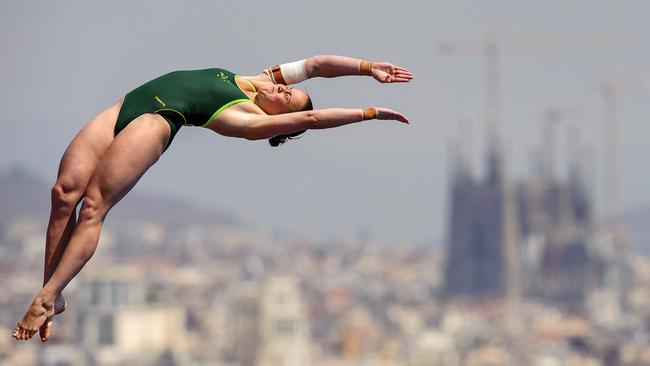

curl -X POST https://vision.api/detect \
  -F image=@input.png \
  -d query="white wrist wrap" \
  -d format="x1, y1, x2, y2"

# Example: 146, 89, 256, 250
280, 59, 308, 84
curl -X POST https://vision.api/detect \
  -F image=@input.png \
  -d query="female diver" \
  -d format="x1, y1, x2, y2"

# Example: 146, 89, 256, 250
12, 54, 413, 341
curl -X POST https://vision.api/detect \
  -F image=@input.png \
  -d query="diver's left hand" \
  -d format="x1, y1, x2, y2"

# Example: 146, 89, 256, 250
371, 62, 414, 83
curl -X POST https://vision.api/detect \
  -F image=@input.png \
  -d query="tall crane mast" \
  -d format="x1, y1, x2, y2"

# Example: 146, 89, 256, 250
601, 75, 650, 244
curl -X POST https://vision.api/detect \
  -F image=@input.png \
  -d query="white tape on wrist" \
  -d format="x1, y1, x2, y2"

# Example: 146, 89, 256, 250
279, 59, 308, 84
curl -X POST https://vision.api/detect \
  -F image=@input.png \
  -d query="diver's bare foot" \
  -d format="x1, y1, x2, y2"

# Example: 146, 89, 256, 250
12, 294, 55, 341
39, 293, 67, 342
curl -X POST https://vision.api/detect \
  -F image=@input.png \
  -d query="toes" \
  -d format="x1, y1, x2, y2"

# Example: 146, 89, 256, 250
14, 326, 24, 340
40, 321, 52, 342
14, 324, 39, 340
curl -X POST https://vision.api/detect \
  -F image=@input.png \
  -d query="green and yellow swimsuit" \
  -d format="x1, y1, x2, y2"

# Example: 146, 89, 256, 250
115, 68, 255, 150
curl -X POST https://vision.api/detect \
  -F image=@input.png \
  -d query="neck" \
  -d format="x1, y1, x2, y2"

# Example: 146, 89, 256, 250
234, 77, 258, 101
243, 90, 257, 101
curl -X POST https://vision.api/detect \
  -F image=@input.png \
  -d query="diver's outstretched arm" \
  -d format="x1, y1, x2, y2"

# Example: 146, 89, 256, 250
251, 107, 409, 140
306, 55, 414, 83
215, 106, 409, 141
263, 55, 413, 85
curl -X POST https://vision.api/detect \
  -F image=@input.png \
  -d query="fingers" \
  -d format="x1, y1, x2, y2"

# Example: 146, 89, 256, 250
392, 68, 413, 80
387, 65, 413, 76
394, 67, 413, 75
397, 71, 413, 78
390, 76, 413, 83
378, 69, 413, 83
395, 66, 412, 73
373, 62, 414, 83
381, 77, 412, 83
375, 108, 410, 124
378, 75, 412, 83
395, 112, 410, 124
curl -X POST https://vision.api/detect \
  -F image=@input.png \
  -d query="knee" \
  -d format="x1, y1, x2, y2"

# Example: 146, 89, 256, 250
51, 180, 84, 217
78, 186, 109, 224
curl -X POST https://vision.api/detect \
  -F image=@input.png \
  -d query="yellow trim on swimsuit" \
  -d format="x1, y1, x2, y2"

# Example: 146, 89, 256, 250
203, 99, 252, 128
235, 75, 257, 92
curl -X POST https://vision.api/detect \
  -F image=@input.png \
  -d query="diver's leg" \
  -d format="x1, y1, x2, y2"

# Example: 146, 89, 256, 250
38, 99, 122, 341
13, 113, 170, 341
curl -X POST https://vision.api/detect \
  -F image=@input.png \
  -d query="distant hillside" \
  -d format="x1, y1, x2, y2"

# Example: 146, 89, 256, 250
0, 166, 50, 223
2, 166, 648, 254
0, 166, 246, 228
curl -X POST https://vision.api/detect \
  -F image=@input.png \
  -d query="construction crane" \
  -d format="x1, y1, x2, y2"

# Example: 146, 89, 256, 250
601, 75, 650, 242
598, 75, 650, 304
438, 32, 618, 153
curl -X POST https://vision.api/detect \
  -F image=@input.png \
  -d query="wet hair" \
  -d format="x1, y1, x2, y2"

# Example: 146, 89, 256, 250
268, 95, 313, 147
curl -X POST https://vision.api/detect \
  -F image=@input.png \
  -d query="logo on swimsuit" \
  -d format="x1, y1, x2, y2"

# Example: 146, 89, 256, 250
219, 71, 231, 83
154, 96, 166, 107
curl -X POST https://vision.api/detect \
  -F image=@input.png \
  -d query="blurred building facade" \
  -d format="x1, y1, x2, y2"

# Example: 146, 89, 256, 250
444, 130, 606, 309
76, 265, 187, 365
444, 140, 520, 299
257, 276, 311, 366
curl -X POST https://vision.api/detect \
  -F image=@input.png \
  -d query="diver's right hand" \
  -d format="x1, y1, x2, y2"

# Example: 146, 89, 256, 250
376, 107, 410, 124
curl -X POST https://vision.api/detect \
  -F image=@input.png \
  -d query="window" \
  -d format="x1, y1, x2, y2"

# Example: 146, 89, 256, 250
274, 319, 294, 336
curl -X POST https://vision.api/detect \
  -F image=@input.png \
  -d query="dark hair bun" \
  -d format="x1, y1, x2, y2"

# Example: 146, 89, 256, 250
269, 130, 307, 147
269, 135, 285, 147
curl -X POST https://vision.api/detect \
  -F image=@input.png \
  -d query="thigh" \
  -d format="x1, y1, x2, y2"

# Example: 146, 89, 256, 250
84, 113, 171, 211
56, 99, 123, 189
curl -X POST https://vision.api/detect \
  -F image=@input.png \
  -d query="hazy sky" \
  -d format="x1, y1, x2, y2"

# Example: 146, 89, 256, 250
1, 1, 649, 245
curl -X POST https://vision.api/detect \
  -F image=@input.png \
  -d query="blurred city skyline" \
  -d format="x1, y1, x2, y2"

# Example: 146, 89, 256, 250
2, 1, 649, 245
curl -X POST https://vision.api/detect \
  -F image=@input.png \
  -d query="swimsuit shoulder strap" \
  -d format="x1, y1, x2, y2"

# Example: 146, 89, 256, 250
235, 75, 257, 92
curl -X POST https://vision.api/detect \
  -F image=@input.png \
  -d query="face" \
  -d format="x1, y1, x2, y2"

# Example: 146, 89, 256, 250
254, 84, 310, 115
